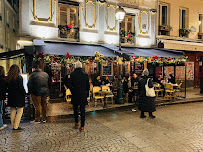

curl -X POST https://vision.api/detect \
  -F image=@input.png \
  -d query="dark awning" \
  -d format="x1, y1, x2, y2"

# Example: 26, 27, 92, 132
35, 42, 118, 57
0, 49, 25, 60
103, 45, 184, 58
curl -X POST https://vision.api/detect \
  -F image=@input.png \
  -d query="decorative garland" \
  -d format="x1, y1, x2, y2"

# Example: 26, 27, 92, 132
34, 52, 188, 66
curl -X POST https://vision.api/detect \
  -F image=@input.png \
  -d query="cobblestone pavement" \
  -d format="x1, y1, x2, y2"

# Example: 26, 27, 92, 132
0, 102, 203, 152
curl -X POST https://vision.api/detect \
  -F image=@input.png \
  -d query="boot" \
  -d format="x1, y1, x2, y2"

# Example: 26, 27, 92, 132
74, 123, 79, 129
79, 127, 85, 132
140, 111, 146, 118
149, 112, 156, 119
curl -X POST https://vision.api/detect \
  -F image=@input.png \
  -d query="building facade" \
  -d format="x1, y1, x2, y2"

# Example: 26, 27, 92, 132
0, 0, 20, 72
19, 0, 157, 48
157, 0, 203, 87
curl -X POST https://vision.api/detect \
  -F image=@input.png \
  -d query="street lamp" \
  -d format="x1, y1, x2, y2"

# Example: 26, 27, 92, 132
116, 6, 125, 104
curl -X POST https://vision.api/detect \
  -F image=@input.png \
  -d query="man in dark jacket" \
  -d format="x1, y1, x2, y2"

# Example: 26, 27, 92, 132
69, 61, 90, 132
28, 62, 49, 123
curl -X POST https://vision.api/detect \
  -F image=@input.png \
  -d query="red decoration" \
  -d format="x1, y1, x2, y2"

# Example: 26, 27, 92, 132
37, 52, 45, 58
151, 59, 154, 61
68, 24, 72, 28
167, 57, 171, 60
160, 58, 163, 61
152, 55, 158, 60
89, 58, 94, 63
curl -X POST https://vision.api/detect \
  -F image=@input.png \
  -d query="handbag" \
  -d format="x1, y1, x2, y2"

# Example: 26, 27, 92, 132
145, 78, 156, 97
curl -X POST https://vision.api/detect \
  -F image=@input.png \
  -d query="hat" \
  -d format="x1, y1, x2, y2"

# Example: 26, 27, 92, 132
75, 61, 82, 69
142, 68, 149, 76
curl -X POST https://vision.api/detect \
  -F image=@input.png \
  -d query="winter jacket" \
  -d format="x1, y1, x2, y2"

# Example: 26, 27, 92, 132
7, 76, 25, 107
27, 69, 49, 96
0, 75, 7, 100
69, 68, 90, 105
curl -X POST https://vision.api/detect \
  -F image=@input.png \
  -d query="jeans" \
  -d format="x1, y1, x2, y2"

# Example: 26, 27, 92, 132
73, 104, 86, 127
0, 100, 3, 128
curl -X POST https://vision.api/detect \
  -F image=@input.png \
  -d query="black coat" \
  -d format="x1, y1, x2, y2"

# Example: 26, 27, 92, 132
7, 76, 26, 107
92, 79, 102, 86
123, 79, 129, 94
0, 76, 7, 100
28, 69, 49, 96
69, 68, 90, 105
138, 76, 156, 112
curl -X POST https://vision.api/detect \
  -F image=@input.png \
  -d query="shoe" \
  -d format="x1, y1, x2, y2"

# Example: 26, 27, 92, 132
74, 123, 79, 129
79, 127, 84, 132
0, 124, 7, 131
149, 115, 156, 119
42, 120, 46, 123
30, 120, 40, 124
13, 127, 24, 132
140, 115, 146, 118
131, 109, 137, 112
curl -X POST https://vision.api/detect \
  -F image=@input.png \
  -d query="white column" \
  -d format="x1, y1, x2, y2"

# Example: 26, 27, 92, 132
98, 3, 105, 43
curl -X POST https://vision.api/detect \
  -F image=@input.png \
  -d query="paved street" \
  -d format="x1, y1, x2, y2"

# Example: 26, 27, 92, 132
0, 102, 203, 152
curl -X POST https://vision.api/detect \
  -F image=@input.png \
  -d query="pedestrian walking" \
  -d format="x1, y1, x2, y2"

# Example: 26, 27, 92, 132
138, 69, 156, 118
7, 64, 26, 131
0, 66, 7, 131
28, 62, 49, 123
69, 61, 90, 132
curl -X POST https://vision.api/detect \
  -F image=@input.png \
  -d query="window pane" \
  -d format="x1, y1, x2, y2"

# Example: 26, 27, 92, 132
159, 5, 160, 25
60, 6, 67, 25
162, 6, 167, 25
199, 14, 203, 33
70, 7, 77, 26
182, 10, 186, 28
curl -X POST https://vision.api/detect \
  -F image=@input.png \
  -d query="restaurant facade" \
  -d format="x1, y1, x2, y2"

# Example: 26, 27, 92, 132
156, 0, 203, 87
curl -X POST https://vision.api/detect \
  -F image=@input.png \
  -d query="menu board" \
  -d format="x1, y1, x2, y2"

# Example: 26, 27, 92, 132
102, 63, 113, 76
21, 73, 29, 93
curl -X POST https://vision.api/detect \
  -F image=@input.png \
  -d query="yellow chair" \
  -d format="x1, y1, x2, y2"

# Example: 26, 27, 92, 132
164, 84, 175, 100
154, 85, 164, 98
87, 90, 92, 107
92, 86, 105, 107
64, 85, 72, 103
102, 86, 114, 105
174, 83, 182, 97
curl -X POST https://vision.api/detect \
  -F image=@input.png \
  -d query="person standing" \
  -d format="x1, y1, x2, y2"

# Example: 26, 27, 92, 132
138, 69, 156, 118
69, 61, 90, 132
0, 66, 7, 130
7, 64, 25, 131
28, 62, 49, 123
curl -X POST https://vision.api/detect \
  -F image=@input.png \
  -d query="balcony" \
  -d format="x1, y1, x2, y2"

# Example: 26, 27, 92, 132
158, 25, 172, 36
58, 25, 79, 41
121, 31, 135, 45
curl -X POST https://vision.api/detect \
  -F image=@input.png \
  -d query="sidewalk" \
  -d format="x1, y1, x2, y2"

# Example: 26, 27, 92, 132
47, 87, 203, 117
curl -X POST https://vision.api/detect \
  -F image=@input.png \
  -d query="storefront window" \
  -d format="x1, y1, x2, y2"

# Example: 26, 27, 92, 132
121, 15, 135, 45
199, 14, 203, 39
58, 5, 79, 40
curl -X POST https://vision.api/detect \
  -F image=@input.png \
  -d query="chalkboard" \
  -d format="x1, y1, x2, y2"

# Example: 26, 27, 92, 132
102, 64, 113, 76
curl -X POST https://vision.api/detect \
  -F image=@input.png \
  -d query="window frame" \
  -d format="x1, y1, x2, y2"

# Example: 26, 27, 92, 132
158, 2, 170, 26
179, 7, 189, 29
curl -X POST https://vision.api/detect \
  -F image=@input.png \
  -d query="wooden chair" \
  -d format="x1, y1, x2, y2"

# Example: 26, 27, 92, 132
164, 84, 175, 100
102, 86, 114, 105
154, 85, 164, 98
87, 90, 92, 107
92, 86, 105, 107
174, 83, 182, 97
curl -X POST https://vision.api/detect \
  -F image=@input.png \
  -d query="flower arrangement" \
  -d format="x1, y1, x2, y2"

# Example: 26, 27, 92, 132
34, 51, 187, 66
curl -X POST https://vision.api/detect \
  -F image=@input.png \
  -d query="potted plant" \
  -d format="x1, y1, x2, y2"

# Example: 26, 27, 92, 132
163, 25, 173, 31
179, 28, 191, 37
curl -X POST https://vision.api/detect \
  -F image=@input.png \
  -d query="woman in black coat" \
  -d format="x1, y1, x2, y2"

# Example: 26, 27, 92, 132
138, 69, 156, 118
0, 66, 7, 130
7, 64, 25, 131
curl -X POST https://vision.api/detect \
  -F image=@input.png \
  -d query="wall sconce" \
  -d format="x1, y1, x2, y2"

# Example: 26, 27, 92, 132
150, 9, 157, 14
